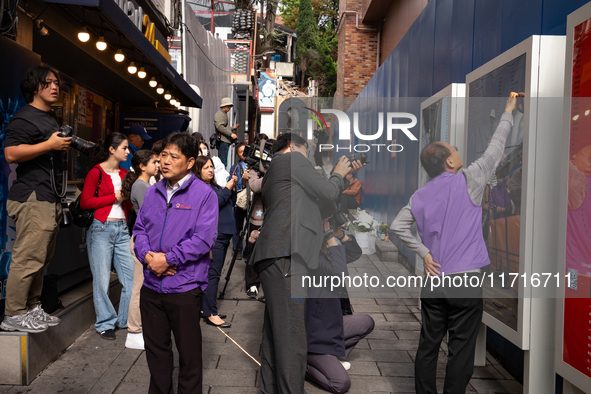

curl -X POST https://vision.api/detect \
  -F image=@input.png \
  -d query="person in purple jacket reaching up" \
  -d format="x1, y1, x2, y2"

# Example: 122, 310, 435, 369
133, 132, 218, 394
391, 93, 518, 394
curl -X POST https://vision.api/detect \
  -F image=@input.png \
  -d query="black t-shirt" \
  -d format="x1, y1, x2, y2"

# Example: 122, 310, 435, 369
5, 105, 64, 203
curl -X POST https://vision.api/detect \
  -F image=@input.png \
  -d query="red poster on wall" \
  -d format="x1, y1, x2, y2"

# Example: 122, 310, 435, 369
564, 19, 591, 379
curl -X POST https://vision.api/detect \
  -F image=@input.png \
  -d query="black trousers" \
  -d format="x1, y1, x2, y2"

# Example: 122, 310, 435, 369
415, 273, 483, 394
233, 206, 248, 252
140, 286, 204, 394
244, 223, 261, 288
339, 194, 359, 214
259, 257, 308, 394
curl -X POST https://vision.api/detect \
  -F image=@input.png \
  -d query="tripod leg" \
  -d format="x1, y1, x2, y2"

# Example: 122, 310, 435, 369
219, 231, 247, 299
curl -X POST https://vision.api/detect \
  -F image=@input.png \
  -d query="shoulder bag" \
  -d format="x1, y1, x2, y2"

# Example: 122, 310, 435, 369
70, 168, 102, 228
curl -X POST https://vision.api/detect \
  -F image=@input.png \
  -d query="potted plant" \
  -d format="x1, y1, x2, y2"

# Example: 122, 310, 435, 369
379, 223, 388, 241
352, 209, 377, 254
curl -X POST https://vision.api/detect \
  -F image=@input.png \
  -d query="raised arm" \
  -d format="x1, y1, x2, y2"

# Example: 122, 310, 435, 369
463, 93, 518, 205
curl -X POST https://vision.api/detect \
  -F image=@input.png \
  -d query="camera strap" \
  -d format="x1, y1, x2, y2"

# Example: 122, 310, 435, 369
50, 154, 68, 199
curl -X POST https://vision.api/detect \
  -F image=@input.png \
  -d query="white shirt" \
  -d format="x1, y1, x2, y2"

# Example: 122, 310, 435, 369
166, 172, 192, 202
107, 173, 126, 219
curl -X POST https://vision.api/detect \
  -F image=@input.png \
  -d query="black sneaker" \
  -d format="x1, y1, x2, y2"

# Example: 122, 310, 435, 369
246, 286, 258, 298
237, 250, 243, 260
99, 329, 116, 340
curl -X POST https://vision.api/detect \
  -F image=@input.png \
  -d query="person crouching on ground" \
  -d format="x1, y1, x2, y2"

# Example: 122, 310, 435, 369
133, 132, 218, 394
306, 221, 375, 393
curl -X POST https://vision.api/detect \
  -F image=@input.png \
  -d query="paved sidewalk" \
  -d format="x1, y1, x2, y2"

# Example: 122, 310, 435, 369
0, 250, 523, 394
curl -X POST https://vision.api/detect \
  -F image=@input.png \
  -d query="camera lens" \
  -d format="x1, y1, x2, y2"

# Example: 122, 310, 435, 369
70, 135, 95, 156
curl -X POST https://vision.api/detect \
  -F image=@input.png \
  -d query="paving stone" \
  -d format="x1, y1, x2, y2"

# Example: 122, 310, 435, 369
366, 330, 399, 340
68, 327, 128, 350
203, 369, 257, 387
42, 347, 123, 380
373, 321, 422, 331
353, 338, 370, 349
471, 365, 505, 380
375, 298, 407, 306
378, 362, 446, 377
208, 387, 260, 394
394, 331, 421, 340
88, 349, 142, 394
350, 305, 411, 313
122, 364, 151, 384
383, 313, 418, 322
347, 361, 381, 376
348, 349, 412, 363
368, 339, 418, 351
368, 313, 387, 322
217, 351, 261, 370
113, 381, 151, 394
3, 375, 97, 394
468, 378, 523, 393
349, 375, 415, 392
349, 298, 378, 305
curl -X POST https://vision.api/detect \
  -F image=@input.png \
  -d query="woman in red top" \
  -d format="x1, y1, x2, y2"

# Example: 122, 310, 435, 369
81, 132, 134, 341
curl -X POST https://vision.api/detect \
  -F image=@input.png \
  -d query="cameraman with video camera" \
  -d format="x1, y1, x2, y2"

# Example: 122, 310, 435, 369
1, 66, 72, 333
249, 132, 363, 393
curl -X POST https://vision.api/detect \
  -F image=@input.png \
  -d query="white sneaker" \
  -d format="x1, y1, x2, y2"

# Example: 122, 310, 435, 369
340, 360, 351, 371
30, 305, 60, 327
125, 332, 145, 350
246, 286, 258, 298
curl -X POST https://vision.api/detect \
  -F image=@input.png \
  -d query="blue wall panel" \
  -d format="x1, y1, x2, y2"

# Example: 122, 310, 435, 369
501, 0, 543, 51
450, 0, 474, 83
408, 23, 421, 98
473, 0, 503, 69
542, 0, 589, 35
433, 0, 454, 92
418, 3, 436, 97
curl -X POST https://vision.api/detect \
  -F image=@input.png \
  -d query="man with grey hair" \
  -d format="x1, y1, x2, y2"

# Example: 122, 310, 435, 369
214, 97, 239, 168
391, 93, 518, 394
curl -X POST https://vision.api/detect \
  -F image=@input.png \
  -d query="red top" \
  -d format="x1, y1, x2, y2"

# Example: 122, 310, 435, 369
80, 164, 132, 223
343, 178, 362, 204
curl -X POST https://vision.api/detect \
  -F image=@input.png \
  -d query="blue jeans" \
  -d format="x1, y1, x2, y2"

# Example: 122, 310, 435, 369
86, 219, 135, 332
218, 141, 230, 169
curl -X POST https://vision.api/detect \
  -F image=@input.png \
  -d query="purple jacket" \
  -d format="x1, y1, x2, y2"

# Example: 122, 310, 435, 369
133, 173, 218, 294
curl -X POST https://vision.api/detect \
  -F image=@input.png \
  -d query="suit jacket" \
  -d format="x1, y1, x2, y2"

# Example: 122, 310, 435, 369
214, 109, 233, 144
249, 151, 345, 270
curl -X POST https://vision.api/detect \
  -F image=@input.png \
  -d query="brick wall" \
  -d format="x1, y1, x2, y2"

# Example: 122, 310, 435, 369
335, 0, 378, 99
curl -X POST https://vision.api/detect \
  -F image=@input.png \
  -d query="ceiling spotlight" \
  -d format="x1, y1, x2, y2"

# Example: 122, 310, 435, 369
127, 62, 137, 74
149, 77, 157, 88
164, 91, 171, 100
137, 67, 146, 79
175, 102, 181, 108
156, 84, 164, 94
170, 99, 177, 105
78, 26, 90, 42
114, 49, 125, 62
35, 19, 48, 36
96, 36, 107, 51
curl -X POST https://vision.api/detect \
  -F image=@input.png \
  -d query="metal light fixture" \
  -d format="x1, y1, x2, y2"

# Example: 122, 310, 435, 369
149, 77, 157, 88
170, 99, 177, 105
127, 62, 137, 74
35, 19, 48, 36
96, 36, 107, 51
114, 49, 125, 62
78, 26, 90, 42
137, 67, 146, 79
164, 91, 171, 100
156, 84, 164, 94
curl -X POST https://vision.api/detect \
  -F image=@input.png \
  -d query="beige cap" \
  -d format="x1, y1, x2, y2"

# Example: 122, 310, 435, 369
220, 98, 234, 108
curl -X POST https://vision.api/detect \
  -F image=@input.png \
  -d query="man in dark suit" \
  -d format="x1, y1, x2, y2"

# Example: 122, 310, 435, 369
249, 133, 356, 394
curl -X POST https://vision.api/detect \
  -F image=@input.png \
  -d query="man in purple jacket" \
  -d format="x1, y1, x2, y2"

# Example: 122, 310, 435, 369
133, 132, 218, 394
391, 93, 518, 394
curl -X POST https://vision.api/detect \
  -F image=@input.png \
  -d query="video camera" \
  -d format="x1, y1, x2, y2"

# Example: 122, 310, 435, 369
243, 140, 273, 176
58, 125, 95, 156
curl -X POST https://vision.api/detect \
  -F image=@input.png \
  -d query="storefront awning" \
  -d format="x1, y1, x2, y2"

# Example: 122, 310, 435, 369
28, 0, 202, 108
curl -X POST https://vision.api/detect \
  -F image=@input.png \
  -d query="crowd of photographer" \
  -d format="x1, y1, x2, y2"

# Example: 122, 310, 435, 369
0, 66, 514, 394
